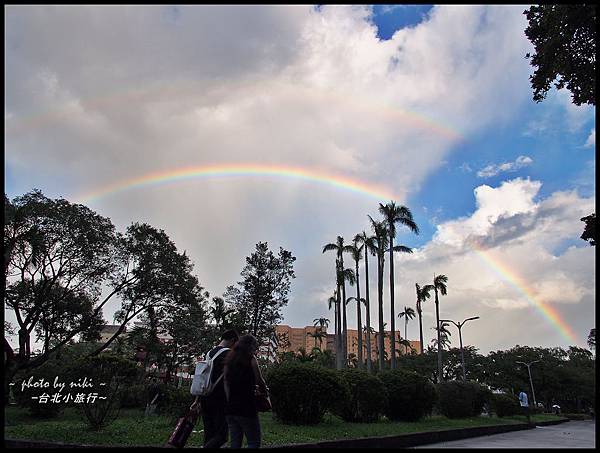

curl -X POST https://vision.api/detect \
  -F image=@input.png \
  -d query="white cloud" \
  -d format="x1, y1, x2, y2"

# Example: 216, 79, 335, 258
584, 128, 595, 148
9, 6, 578, 354
477, 155, 533, 178
392, 178, 595, 352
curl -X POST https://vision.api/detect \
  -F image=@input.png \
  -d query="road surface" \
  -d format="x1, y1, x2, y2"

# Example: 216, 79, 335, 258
414, 421, 595, 449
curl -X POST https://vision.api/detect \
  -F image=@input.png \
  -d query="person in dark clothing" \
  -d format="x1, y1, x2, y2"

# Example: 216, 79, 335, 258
224, 334, 268, 449
190, 329, 239, 448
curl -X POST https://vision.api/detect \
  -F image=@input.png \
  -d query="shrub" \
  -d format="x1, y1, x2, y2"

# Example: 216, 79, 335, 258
335, 369, 387, 423
265, 362, 349, 425
378, 369, 437, 422
68, 353, 140, 430
119, 383, 148, 409
13, 360, 68, 418
491, 393, 521, 417
158, 384, 195, 419
437, 380, 489, 419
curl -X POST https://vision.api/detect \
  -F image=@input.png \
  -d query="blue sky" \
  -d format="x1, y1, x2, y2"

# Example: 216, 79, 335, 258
5, 5, 596, 353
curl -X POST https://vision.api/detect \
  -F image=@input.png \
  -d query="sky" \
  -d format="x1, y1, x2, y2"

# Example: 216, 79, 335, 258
5, 5, 596, 354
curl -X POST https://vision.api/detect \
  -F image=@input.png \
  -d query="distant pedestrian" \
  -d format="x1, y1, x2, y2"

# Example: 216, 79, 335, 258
518, 389, 531, 424
224, 334, 269, 449
145, 377, 162, 416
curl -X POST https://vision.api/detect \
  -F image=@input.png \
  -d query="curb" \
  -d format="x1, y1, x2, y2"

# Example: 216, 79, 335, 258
4, 418, 571, 449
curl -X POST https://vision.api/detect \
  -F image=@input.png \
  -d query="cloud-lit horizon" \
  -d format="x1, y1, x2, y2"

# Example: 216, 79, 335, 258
5, 5, 595, 354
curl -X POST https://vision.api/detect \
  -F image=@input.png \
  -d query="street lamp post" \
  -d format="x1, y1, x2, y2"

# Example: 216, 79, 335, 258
516, 360, 540, 407
440, 316, 479, 381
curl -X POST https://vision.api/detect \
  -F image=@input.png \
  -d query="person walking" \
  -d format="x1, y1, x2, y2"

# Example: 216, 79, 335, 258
191, 329, 239, 448
224, 334, 269, 449
518, 389, 531, 424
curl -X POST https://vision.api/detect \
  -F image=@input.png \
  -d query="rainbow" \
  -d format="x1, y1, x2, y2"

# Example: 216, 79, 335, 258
469, 240, 579, 345
75, 163, 399, 204
6, 78, 463, 142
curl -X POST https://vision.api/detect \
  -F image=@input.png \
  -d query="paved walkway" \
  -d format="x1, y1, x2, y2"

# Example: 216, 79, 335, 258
414, 421, 595, 449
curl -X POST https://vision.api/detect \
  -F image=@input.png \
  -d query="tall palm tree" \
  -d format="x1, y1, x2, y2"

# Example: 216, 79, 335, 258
368, 216, 388, 371
432, 274, 449, 383
345, 240, 364, 369
398, 306, 416, 354
327, 292, 342, 369
338, 267, 356, 366
431, 321, 452, 350
323, 236, 350, 364
363, 324, 377, 371
355, 231, 377, 372
312, 318, 330, 350
379, 201, 419, 369
415, 283, 433, 354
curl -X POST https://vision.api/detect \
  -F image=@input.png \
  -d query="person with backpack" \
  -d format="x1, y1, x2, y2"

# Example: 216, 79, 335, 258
190, 329, 239, 448
223, 334, 269, 449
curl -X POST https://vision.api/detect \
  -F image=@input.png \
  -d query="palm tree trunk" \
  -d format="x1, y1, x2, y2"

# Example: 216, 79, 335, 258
377, 252, 385, 371
341, 258, 348, 367
405, 317, 409, 355
355, 260, 363, 369
364, 253, 373, 373
434, 280, 442, 383
336, 280, 343, 370
389, 237, 396, 369
417, 300, 424, 354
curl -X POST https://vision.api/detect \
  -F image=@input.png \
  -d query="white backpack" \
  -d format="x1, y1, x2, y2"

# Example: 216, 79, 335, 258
190, 347, 230, 396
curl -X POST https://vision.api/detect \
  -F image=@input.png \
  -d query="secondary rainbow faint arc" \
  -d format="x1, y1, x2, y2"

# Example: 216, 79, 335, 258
470, 241, 579, 345
75, 164, 399, 204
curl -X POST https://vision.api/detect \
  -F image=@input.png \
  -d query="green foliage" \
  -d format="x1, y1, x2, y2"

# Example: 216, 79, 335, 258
13, 360, 67, 418
265, 362, 348, 425
224, 242, 296, 345
119, 383, 148, 409
524, 5, 596, 106
437, 380, 489, 419
378, 369, 437, 422
491, 393, 521, 417
335, 369, 387, 423
157, 384, 194, 420
68, 353, 140, 430
580, 214, 596, 246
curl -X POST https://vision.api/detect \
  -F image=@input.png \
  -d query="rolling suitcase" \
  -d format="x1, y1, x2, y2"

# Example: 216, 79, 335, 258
167, 409, 199, 449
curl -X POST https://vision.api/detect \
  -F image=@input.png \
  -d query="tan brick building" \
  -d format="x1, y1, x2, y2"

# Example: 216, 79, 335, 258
273, 324, 421, 360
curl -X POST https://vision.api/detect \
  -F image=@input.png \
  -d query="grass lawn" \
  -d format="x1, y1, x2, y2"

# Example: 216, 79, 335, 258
4, 405, 563, 448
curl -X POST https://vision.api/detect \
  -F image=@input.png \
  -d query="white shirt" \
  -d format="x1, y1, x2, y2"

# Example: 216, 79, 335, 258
519, 391, 529, 407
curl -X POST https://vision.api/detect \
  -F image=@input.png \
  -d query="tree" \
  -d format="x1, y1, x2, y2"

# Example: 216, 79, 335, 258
91, 223, 199, 356
225, 242, 296, 346
210, 296, 235, 332
580, 214, 597, 246
312, 318, 330, 350
431, 274, 449, 383
323, 236, 350, 364
368, 216, 388, 371
430, 321, 452, 351
4, 190, 116, 380
524, 5, 596, 106
345, 240, 364, 369
355, 231, 377, 373
378, 201, 418, 369
327, 292, 341, 367
588, 328, 596, 351
398, 306, 416, 355
415, 283, 433, 355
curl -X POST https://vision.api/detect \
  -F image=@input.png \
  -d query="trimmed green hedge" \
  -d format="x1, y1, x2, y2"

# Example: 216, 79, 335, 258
378, 369, 437, 422
335, 369, 387, 423
266, 362, 349, 425
437, 381, 490, 419
491, 393, 521, 417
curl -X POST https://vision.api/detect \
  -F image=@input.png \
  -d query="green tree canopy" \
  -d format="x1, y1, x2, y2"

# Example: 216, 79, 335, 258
524, 4, 596, 106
